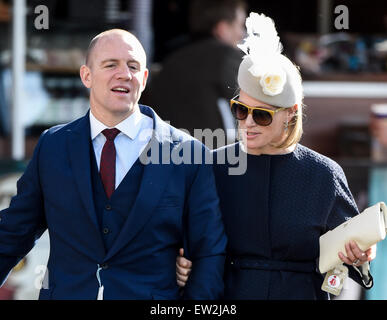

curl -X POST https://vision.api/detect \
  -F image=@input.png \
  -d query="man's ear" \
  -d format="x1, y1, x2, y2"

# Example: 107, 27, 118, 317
80, 64, 92, 89
140, 68, 149, 92
212, 20, 228, 40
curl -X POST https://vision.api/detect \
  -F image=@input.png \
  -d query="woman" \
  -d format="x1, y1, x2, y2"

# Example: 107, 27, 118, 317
176, 12, 375, 300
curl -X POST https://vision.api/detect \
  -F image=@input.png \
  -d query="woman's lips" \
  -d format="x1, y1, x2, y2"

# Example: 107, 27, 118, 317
245, 132, 260, 139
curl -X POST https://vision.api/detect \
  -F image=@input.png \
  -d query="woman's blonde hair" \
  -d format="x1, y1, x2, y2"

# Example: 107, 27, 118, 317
275, 102, 305, 149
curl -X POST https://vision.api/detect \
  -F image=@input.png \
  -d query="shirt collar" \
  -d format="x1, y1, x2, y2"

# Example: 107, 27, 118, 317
89, 107, 144, 141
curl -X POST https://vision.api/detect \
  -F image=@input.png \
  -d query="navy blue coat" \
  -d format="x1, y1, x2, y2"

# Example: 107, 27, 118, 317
213, 143, 372, 300
0, 105, 227, 300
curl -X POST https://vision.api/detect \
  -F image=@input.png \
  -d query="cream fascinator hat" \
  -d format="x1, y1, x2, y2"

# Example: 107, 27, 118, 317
237, 12, 303, 108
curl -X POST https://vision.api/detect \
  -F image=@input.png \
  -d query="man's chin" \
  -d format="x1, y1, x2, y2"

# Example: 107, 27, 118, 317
110, 103, 137, 115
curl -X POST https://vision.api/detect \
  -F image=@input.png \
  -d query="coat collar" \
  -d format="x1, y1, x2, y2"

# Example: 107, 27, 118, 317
66, 112, 105, 258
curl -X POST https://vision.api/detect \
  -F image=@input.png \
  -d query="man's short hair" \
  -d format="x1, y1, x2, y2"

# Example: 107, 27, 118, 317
85, 36, 100, 66
85, 29, 145, 67
189, 0, 247, 37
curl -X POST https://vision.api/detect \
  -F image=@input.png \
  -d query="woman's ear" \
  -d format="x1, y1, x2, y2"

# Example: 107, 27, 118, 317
286, 104, 297, 120
80, 65, 92, 89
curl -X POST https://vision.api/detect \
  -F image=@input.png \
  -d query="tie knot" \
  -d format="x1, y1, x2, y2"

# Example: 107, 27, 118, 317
102, 128, 120, 141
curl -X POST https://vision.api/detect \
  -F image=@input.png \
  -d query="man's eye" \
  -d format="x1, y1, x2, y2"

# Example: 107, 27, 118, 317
129, 65, 139, 70
105, 64, 115, 68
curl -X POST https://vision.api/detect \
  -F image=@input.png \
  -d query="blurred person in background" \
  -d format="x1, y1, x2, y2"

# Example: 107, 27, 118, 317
176, 12, 376, 300
145, 0, 247, 146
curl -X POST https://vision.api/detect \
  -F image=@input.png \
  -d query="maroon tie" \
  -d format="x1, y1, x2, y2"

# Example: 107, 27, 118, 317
100, 128, 120, 199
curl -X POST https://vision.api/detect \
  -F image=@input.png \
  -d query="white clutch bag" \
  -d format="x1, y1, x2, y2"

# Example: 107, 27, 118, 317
319, 202, 387, 274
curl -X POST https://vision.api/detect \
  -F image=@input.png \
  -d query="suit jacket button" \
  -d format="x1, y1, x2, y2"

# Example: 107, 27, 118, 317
105, 204, 112, 211
103, 228, 109, 234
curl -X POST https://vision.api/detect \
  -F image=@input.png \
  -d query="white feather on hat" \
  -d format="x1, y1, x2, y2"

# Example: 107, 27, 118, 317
238, 12, 283, 61
237, 12, 303, 107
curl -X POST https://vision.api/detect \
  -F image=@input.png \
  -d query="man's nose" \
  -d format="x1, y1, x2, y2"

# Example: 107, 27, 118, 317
116, 65, 132, 80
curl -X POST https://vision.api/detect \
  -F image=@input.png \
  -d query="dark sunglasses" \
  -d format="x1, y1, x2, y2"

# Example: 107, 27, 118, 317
230, 96, 285, 126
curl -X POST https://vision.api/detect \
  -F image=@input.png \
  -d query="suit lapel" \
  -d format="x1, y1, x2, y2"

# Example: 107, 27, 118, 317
66, 112, 105, 255
105, 106, 175, 261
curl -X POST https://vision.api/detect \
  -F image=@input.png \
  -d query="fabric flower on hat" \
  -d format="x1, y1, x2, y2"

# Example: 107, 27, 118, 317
260, 68, 287, 96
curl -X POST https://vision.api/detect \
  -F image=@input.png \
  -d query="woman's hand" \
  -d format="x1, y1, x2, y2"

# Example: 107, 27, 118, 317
176, 248, 192, 287
338, 240, 376, 267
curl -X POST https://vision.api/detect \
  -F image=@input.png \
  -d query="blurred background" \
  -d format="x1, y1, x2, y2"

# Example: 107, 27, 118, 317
0, 0, 387, 300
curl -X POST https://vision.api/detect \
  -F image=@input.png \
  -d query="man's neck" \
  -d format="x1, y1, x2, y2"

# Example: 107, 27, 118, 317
90, 106, 139, 128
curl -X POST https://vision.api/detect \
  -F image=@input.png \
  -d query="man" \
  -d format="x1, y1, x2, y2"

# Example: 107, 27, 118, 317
145, 0, 247, 146
0, 29, 227, 299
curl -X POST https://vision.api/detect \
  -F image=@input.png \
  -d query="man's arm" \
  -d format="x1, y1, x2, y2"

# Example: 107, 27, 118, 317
0, 132, 47, 285
182, 144, 227, 299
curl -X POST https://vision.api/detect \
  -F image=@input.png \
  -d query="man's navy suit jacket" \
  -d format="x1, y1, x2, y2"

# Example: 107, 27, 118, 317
0, 105, 227, 299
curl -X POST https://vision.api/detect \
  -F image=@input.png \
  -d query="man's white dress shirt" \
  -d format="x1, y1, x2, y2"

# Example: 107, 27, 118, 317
89, 107, 153, 189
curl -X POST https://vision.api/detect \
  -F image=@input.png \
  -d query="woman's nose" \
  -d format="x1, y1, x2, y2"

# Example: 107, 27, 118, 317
244, 113, 256, 127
